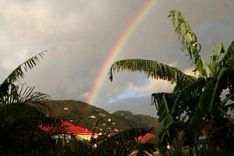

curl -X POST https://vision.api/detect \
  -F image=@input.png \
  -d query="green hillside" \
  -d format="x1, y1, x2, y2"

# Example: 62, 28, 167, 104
36, 100, 160, 135
112, 110, 161, 133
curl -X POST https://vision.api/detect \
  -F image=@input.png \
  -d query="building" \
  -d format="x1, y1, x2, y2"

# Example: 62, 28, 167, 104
40, 120, 93, 141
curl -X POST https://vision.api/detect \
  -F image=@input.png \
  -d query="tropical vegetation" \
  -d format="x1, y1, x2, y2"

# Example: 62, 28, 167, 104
109, 10, 234, 155
0, 52, 155, 155
1, 9, 234, 156
0, 51, 57, 155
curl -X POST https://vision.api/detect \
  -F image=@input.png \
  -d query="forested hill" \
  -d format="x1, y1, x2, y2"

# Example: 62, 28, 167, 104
37, 100, 160, 134
112, 110, 161, 131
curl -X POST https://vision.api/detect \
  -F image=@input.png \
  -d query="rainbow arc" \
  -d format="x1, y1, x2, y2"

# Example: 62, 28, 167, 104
87, 0, 156, 106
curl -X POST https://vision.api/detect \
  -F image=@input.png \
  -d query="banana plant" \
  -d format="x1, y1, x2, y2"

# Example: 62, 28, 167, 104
109, 10, 234, 155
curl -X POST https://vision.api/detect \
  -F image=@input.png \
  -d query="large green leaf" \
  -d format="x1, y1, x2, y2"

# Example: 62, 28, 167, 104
206, 43, 225, 77
218, 41, 234, 66
152, 93, 173, 129
169, 10, 206, 77
198, 79, 215, 114
109, 59, 195, 84
172, 78, 205, 114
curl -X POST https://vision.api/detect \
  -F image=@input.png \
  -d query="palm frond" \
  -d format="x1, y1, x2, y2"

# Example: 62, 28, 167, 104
0, 51, 46, 104
18, 84, 49, 104
109, 59, 195, 84
2, 51, 45, 85
168, 10, 206, 77
0, 83, 49, 106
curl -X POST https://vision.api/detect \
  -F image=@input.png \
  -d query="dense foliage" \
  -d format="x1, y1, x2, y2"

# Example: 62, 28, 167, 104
0, 52, 58, 155
0, 52, 156, 155
2, 9, 233, 156
110, 10, 234, 155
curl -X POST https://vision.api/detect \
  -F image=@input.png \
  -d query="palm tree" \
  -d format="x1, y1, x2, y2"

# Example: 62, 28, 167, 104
0, 51, 59, 155
109, 10, 234, 155
0, 51, 47, 106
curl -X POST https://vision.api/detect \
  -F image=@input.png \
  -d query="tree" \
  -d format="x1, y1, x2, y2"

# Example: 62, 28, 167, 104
0, 51, 58, 155
109, 10, 234, 155
0, 52, 156, 155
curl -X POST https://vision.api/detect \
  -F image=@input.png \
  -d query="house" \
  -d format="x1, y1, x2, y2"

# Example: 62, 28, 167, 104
40, 120, 93, 141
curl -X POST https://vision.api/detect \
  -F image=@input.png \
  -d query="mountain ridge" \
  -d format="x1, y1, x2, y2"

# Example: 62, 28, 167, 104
36, 100, 160, 135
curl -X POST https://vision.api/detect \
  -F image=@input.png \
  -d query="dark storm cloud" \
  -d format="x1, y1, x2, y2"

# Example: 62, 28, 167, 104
0, 0, 234, 115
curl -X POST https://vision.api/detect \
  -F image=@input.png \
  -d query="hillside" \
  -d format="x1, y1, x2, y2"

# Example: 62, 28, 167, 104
36, 100, 160, 135
112, 110, 161, 133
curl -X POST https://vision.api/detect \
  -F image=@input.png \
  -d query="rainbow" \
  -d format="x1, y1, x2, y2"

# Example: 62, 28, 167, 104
87, 0, 156, 105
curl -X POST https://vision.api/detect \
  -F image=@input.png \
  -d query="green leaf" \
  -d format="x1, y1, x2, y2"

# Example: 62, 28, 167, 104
198, 79, 215, 113
169, 10, 206, 77
219, 41, 234, 66
109, 59, 195, 84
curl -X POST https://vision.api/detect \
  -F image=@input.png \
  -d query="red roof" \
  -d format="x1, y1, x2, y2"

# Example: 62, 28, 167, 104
40, 120, 92, 134
137, 133, 156, 143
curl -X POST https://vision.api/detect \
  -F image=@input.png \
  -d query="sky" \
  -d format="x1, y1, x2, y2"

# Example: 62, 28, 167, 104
0, 0, 234, 116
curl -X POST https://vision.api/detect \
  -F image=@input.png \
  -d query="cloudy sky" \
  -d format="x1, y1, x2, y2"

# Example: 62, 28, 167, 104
0, 0, 234, 116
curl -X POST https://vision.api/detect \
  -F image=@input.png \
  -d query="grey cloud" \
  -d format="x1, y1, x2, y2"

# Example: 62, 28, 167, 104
1, 0, 234, 115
